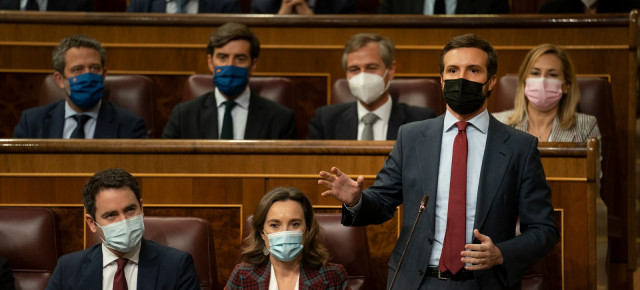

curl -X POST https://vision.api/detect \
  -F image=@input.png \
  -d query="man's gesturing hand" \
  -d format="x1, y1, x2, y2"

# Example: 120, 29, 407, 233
462, 229, 504, 270
318, 167, 363, 207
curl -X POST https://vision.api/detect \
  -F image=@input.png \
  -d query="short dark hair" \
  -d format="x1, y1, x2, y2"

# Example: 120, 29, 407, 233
439, 33, 498, 78
82, 168, 141, 219
52, 34, 106, 74
342, 33, 395, 70
206, 22, 260, 60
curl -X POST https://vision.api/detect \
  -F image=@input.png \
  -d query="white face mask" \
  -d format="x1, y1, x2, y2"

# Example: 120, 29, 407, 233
347, 70, 389, 105
95, 214, 145, 253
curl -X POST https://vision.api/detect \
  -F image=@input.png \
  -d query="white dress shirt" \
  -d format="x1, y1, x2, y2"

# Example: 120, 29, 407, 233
215, 87, 250, 139
268, 264, 299, 290
20, 0, 47, 11
165, 0, 198, 13
429, 109, 489, 266
101, 242, 141, 290
63, 100, 101, 139
423, 0, 456, 14
356, 96, 392, 141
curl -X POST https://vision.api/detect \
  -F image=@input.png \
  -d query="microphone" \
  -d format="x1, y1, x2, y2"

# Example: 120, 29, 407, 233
388, 194, 429, 290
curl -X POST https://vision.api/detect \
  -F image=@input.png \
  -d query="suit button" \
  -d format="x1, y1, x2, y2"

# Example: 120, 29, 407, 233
418, 269, 424, 276
428, 238, 434, 245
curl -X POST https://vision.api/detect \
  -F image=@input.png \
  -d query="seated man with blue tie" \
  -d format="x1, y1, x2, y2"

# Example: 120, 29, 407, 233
308, 33, 435, 140
13, 35, 146, 139
125, 0, 240, 14
46, 168, 200, 290
162, 22, 297, 139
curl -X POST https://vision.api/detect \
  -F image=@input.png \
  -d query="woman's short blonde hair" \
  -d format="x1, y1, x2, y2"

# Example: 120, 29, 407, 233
240, 187, 329, 268
506, 43, 580, 130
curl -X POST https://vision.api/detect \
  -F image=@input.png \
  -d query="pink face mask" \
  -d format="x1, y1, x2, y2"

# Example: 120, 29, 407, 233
524, 77, 564, 111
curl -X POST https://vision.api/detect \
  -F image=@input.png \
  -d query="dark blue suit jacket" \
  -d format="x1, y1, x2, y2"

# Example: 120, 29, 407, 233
250, 0, 355, 14
378, 0, 509, 14
307, 101, 435, 140
343, 114, 558, 289
126, 0, 241, 13
162, 92, 297, 139
46, 239, 200, 290
0, 0, 93, 11
13, 99, 146, 139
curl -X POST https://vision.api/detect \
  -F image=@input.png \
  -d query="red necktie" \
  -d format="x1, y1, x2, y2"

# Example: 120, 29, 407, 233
439, 121, 468, 275
113, 258, 128, 290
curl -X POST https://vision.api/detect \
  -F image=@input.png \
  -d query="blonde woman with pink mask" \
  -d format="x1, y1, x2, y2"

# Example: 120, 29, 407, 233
493, 44, 600, 142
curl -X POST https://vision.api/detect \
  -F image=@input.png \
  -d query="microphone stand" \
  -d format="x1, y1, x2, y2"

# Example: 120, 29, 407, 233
388, 195, 429, 290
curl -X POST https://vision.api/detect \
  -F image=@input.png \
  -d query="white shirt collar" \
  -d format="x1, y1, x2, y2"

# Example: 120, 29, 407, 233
214, 86, 250, 109
101, 241, 141, 268
443, 108, 490, 134
356, 94, 392, 123
64, 99, 101, 120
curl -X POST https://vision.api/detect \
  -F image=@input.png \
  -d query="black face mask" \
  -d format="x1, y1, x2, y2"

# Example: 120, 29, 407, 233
443, 78, 490, 115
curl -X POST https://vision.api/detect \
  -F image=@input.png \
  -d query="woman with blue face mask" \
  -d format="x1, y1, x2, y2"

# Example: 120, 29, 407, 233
493, 43, 600, 142
225, 187, 348, 289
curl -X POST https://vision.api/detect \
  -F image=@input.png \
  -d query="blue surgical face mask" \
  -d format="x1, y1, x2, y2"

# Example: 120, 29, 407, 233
265, 230, 304, 262
95, 214, 145, 253
67, 73, 104, 110
213, 66, 249, 98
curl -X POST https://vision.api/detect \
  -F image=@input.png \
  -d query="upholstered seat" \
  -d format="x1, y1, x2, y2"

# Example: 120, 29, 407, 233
40, 74, 155, 138
0, 207, 60, 290
332, 78, 445, 115
243, 213, 371, 289
86, 216, 217, 290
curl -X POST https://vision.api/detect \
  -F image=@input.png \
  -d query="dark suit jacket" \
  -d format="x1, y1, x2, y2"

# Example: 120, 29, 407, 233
250, 0, 356, 14
126, 0, 241, 13
162, 92, 298, 139
0, 0, 93, 11
343, 114, 558, 289
379, 0, 509, 14
13, 99, 146, 139
539, 0, 638, 13
226, 262, 348, 289
46, 239, 200, 290
0, 257, 15, 290
307, 101, 435, 140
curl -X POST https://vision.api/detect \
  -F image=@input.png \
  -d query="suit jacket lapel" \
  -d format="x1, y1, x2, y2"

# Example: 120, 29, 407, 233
200, 93, 219, 139
151, 0, 167, 12
300, 264, 327, 288
44, 101, 65, 138
386, 101, 406, 140
474, 116, 512, 231
94, 101, 116, 138
137, 239, 159, 290
416, 116, 444, 216
1, 0, 20, 9
244, 93, 265, 139
80, 245, 103, 288
336, 103, 358, 140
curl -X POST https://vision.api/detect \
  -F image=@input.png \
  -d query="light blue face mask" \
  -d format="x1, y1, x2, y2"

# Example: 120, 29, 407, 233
95, 214, 145, 253
265, 230, 304, 262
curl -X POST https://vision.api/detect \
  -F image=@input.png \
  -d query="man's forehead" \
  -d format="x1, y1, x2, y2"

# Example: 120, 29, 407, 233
347, 43, 383, 66
443, 47, 488, 67
214, 39, 251, 55
94, 187, 138, 212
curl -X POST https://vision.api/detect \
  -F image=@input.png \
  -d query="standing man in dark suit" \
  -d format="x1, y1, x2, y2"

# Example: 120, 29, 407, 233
126, 0, 240, 14
46, 168, 200, 290
308, 33, 435, 140
379, 0, 509, 14
250, 0, 355, 14
13, 35, 146, 139
162, 22, 297, 139
319, 34, 558, 289
0, 0, 93, 11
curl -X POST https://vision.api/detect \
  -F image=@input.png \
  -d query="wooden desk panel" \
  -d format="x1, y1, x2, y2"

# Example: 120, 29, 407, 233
0, 139, 603, 289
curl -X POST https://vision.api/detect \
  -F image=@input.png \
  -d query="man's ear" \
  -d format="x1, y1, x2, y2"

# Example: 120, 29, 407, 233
248, 58, 258, 75
487, 75, 498, 92
207, 54, 214, 73
85, 214, 98, 233
53, 71, 66, 90
387, 61, 397, 81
